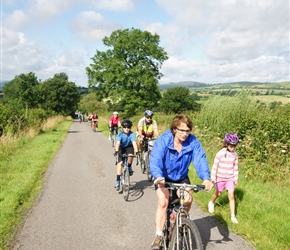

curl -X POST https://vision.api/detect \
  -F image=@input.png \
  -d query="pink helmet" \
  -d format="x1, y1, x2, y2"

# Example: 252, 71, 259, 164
224, 133, 240, 145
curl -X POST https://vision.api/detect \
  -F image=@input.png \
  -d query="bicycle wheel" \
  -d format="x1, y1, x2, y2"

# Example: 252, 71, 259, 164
122, 168, 130, 201
169, 217, 203, 250
111, 134, 115, 147
140, 152, 145, 174
145, 155, 152, 182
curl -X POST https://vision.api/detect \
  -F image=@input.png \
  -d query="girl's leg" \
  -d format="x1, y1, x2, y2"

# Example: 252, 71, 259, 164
211, 190, 220, 203
228, 190, 235, 215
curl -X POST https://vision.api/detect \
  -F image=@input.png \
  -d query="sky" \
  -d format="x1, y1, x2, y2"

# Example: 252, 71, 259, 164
1, 0, 289, 87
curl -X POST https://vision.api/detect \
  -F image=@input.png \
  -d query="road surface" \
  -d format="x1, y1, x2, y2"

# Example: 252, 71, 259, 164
12, 120, 254, 250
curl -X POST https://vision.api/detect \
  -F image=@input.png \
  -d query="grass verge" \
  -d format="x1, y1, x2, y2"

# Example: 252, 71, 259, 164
0, 118, 72, 250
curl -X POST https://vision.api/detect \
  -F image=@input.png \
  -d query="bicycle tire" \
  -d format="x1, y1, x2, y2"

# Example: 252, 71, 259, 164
122, 168, 130, 201
169, 217, 203, 250
145, 156, 152, 182
140, 153, 146, 174
111, 135, 115, 147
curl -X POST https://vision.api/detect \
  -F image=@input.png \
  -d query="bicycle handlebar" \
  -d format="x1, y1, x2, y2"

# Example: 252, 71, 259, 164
154, 177, 205, 192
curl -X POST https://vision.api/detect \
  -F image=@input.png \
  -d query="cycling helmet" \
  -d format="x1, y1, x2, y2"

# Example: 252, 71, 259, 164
121, 119, 132, 128
224, 133, 240, 145
144, 110, 154, 117
113, 111, 118, 115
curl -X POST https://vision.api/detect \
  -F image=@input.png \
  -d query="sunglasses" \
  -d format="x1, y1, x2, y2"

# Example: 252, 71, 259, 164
145, 116, 152, 119
176, 128, 191, 133
122, 126, 131, 129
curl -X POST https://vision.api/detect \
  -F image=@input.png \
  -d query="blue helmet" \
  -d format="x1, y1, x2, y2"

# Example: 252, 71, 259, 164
144, 110, 154, 117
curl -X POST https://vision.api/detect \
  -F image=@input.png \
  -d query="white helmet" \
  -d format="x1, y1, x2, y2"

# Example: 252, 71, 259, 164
113, 111, 118, 115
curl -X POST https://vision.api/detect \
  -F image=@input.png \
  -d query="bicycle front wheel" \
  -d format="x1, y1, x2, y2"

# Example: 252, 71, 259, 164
170, 217, 203, 250
122, 168, 130, 201
111, 134, 115, 147
145, 155, 152, 182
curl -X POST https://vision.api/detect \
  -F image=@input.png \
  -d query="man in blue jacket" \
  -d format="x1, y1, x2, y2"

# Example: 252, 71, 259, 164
150, 114, 212, 250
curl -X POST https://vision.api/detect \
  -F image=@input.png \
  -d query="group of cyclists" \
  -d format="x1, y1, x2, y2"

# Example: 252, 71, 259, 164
111, 110, 159, 191
82, 109, 240, 250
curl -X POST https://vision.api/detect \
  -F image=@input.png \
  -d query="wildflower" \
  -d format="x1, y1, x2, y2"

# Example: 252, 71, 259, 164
273, 144, 277, 147
281, 150, 286, 153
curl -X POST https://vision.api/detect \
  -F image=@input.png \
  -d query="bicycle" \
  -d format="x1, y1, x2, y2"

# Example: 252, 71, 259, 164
115, 153, 135, 201
138, 138, 155, 181
144, 138, 156, 182
155, 178, 205, 250
111, 127, 118, 147
92, 120, 98, 132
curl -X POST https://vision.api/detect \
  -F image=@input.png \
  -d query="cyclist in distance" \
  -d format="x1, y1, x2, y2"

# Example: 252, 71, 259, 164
149, 114, 213, 250
92, 113, 98, 129
137, 110, 159, 154
109, 111, 121, 140
114, 119, 138, 191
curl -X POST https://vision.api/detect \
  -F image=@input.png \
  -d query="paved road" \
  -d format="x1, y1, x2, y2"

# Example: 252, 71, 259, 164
12, 120, 254, 250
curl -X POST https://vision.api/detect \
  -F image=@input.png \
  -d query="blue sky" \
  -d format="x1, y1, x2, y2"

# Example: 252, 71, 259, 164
1, 0, 289, 87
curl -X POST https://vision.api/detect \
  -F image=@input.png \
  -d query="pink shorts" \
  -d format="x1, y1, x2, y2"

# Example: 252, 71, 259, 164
216, 180, 235, 192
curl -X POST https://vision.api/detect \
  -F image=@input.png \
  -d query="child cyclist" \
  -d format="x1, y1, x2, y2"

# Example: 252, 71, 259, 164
114, 119, 138, 191
208, 133, 240, 224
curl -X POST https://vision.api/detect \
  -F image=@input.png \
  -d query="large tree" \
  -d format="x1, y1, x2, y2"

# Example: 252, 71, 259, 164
39, 73, 80, 116
86, 28, 168, 115
2, 72, 40, 116
160, 87, 201, 114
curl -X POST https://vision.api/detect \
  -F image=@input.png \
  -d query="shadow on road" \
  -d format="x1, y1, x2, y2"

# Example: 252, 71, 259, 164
125, 179, 154, 202
193, 215, 233, 249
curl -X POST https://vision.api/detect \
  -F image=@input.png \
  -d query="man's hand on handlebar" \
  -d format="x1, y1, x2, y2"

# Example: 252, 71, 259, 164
202, 180, 213, 191
154, 177, 165, 187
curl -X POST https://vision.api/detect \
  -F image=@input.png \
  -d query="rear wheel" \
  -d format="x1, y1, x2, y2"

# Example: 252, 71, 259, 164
122, 168, 130, 201
169, 217, 203, 250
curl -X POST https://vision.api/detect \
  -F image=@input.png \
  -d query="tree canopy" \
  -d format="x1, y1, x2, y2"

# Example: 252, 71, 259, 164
160, 87, 201, 114
86, 28, 168, 115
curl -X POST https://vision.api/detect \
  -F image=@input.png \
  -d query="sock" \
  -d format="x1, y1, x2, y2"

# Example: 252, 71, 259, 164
231, 214, 235, 217
117, 175, 121, 181
156, 231, 163, 236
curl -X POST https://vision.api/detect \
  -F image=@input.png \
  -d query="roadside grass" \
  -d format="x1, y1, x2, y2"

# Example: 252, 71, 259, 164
0, 117, 72, 250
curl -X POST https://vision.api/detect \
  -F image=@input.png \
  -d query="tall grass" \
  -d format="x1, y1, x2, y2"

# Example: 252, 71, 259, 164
0, 116, 72, 249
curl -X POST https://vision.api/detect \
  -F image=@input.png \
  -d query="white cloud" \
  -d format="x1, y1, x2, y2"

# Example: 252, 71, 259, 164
94, 0, 135, 11
70, 11, 122, 42
27, 0, 72, 22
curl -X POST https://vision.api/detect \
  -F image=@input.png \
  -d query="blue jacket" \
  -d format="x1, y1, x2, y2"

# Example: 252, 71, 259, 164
150, 129, 210, 181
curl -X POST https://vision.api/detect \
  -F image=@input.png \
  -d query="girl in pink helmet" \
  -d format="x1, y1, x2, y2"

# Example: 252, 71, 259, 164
208, 133, 240, 224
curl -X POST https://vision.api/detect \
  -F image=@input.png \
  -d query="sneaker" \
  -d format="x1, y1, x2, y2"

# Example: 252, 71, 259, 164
231, 216, 238, 224
128, 167, 134, 176
208, 201, 214, 213
115, 181, 120, 191
151, 235, 162, 250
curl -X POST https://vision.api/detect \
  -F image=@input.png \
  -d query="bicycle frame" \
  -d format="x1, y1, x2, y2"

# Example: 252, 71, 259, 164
116, 153, 135, 201
162, 182, 205, 250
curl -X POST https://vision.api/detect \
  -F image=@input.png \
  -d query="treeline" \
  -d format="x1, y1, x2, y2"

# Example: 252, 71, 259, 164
0, 72, 79, 136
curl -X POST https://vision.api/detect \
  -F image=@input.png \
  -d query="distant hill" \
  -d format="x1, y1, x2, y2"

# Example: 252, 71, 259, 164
159, 81, 208, 90
159, 81, 290, 90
